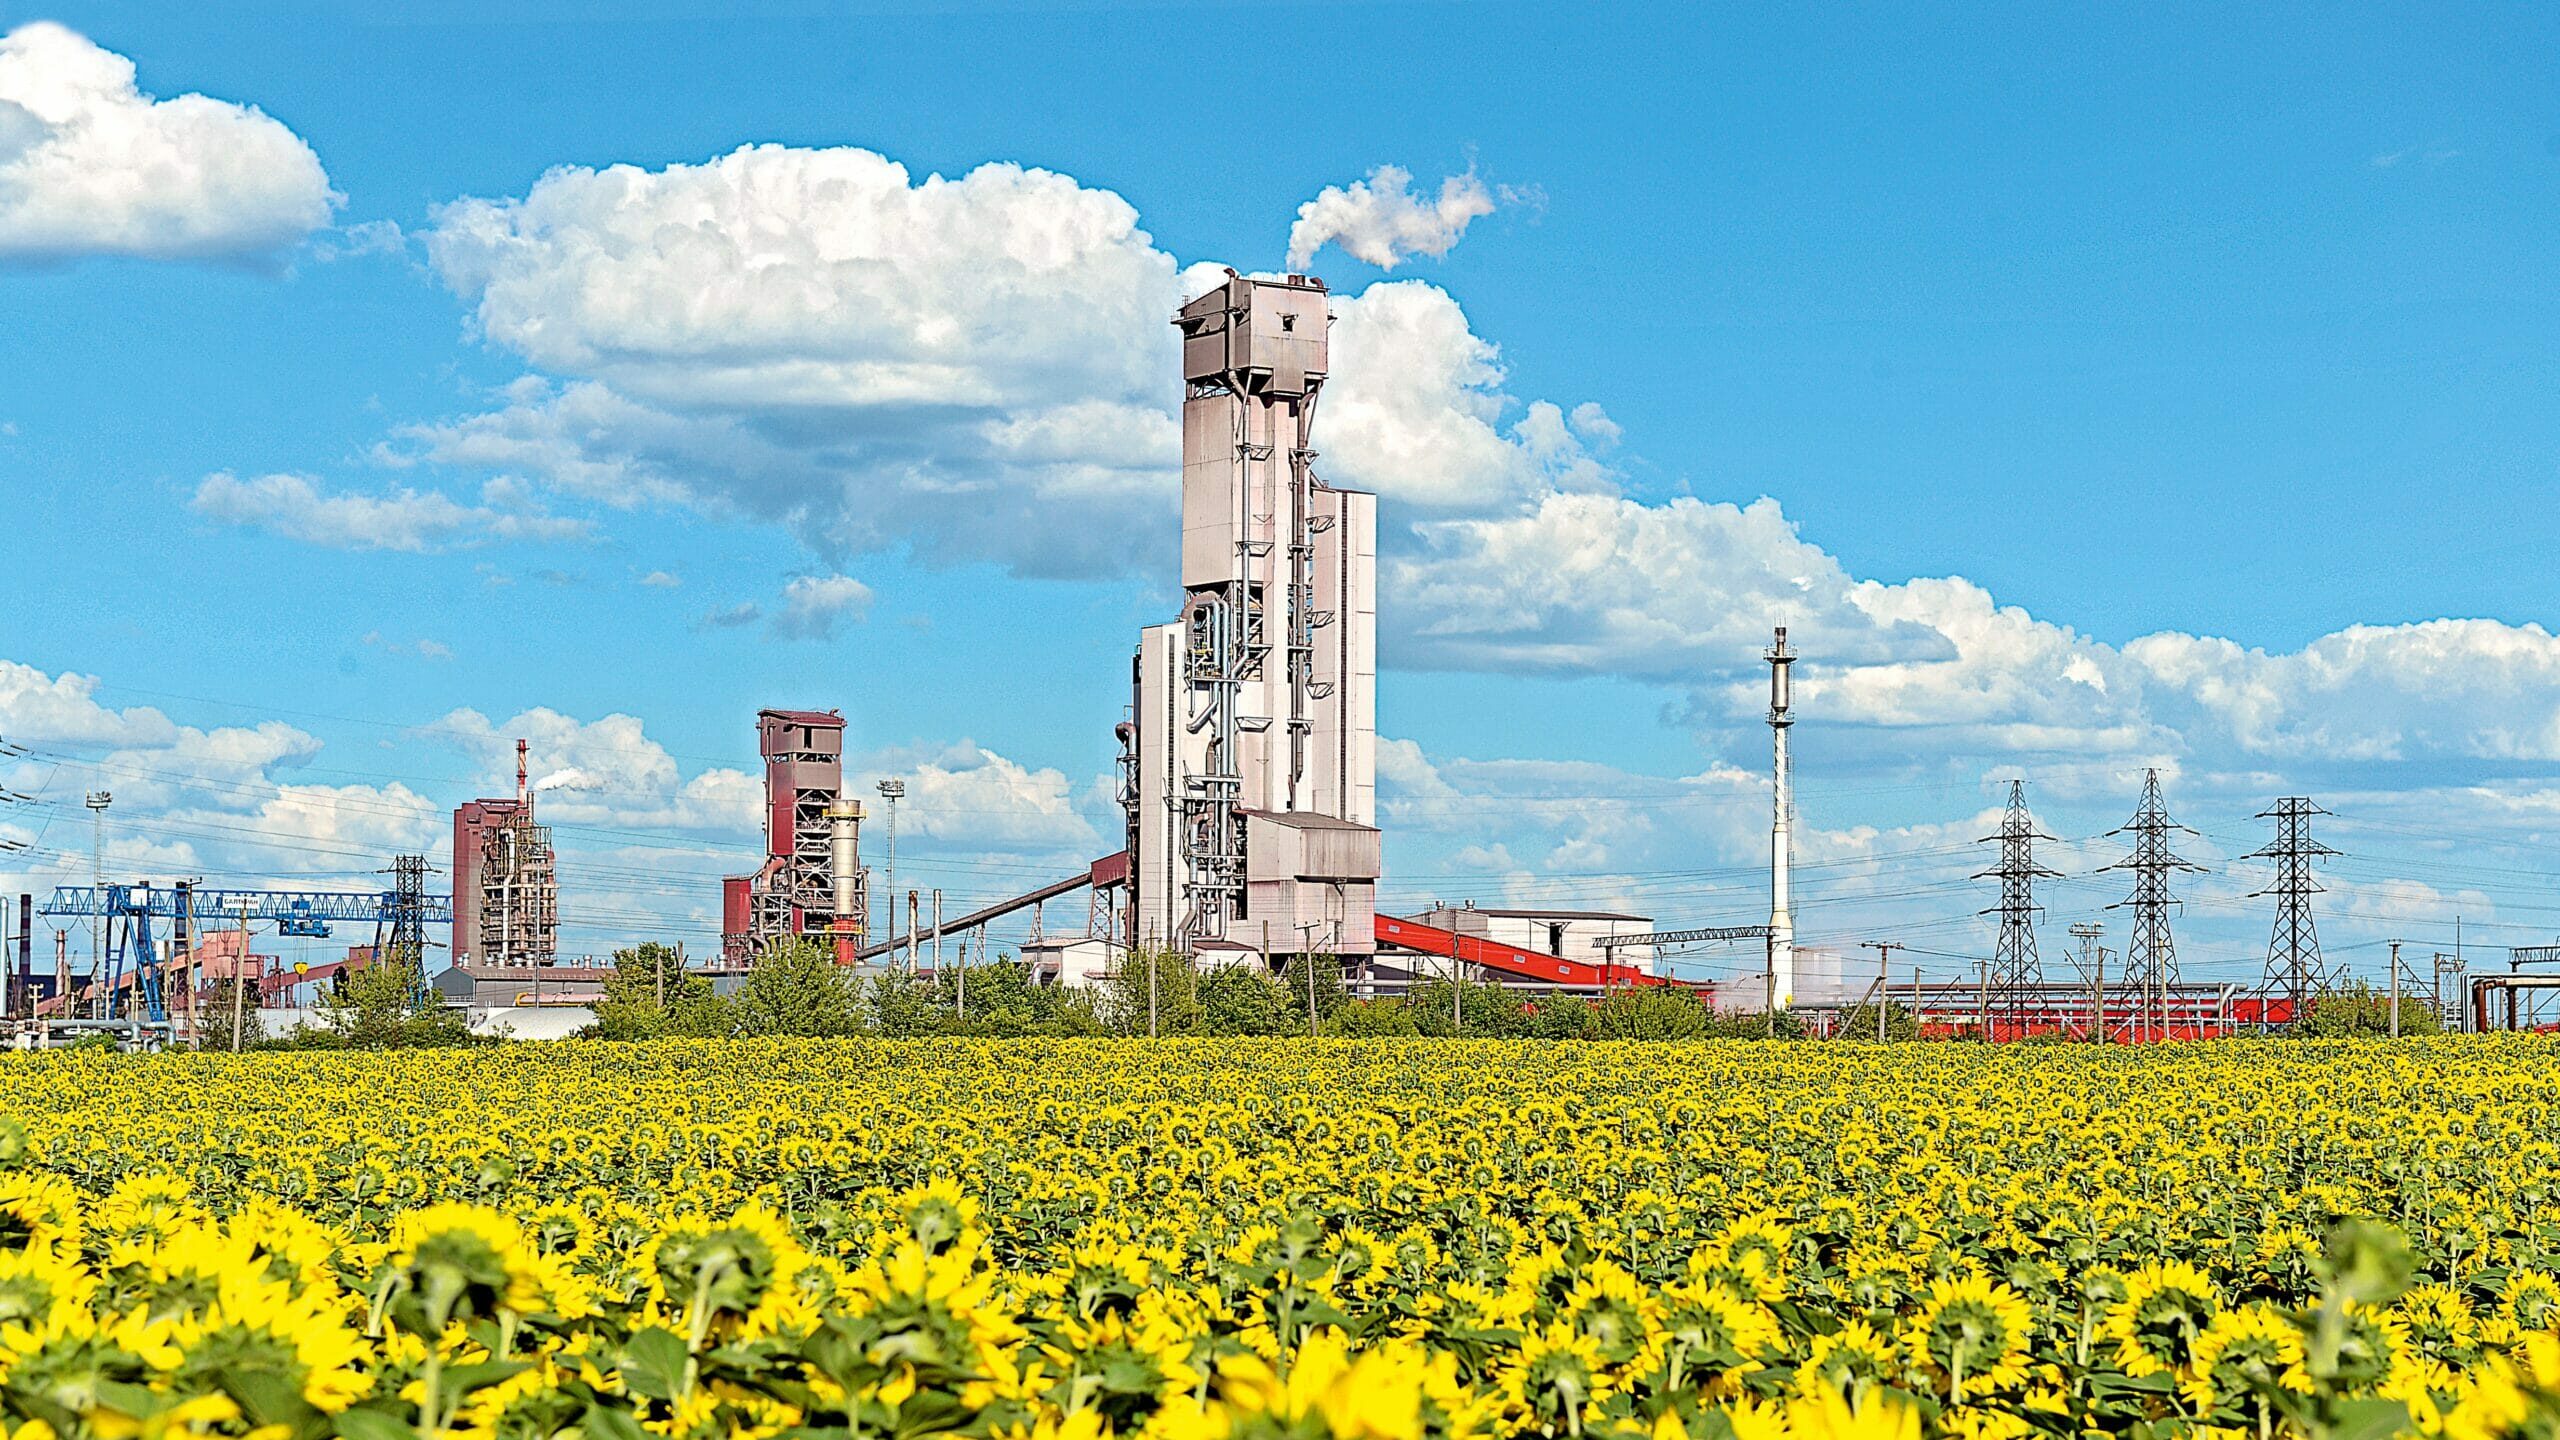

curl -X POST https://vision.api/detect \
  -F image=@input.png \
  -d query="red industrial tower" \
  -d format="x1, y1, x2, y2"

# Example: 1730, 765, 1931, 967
451, 739, 559, 968
722, 709, 861, 962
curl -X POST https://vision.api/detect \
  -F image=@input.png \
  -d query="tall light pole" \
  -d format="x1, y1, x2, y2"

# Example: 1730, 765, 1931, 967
1764, 627, 1796, 1014
85, 792, 110, 1013
876, 779, 904, 965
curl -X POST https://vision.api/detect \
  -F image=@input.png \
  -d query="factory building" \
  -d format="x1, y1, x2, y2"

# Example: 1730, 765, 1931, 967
1414, 905, 1657, 973
1123, 272, 1380, 963
450, 741, 558, 969
722, 709, 866, 963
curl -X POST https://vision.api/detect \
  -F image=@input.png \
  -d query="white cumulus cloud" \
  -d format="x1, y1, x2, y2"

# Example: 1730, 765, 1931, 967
396, 144, 1598, 576
191, 472, 590, 552
0, 22, 335, 263
772, 574, 873, 641
1286, 165, 1502, 271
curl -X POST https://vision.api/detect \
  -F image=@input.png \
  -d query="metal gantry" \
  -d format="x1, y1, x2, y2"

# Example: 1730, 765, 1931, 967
2246, 797, 2335, 1023
378, 855, 433, 1008
40, 880, 456, 1022
1975, 780, 2059, 1028
2102, 769, 2204, 1039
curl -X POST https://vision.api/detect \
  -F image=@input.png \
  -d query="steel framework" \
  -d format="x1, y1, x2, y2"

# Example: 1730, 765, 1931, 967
2245, 796, 2334, 1020
41, 881, 455, 1022
1976, 780, 2059, 1025
2102, 769, 2202, 1040
377, 855, 433, 1009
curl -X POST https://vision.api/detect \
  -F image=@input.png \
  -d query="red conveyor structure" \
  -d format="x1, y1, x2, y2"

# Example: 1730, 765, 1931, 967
1369, 913, 1660, 989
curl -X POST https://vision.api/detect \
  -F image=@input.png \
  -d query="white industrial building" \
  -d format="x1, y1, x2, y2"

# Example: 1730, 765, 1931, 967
1124, 272, 1380, 963
1414, 905, 1656, 974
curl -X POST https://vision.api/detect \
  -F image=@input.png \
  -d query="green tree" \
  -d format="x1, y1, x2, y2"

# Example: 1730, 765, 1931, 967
197, 979, 264, 1050
729, 937, 862, 1038
2300, 981, 2442, 1037
1523, 996, 1593, 1039
586, 941, 727, 1040
1278, 953, 1350, 1035
1589, 986, 1710, 1040
1199, 962, 1291, 1036
923, 960, 1107, 1038
1406, 976, 1533, 1038
304, 957, 475, 1049
1703, 1006, 1809, 1041
1104, 948, 1201, 1037
864, 970, 943, 1037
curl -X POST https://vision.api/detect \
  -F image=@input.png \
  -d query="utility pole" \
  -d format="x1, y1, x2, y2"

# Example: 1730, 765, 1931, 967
232, 898, 251, 1053
931, 889, 944, 978
2388, 940, 2401, 1037
905, 891, 918, 975
2095, 947, 2109, 1045
2068, 923, 2104, 1042
84, 792, 110, 1017
2103, 770, 2201, 1045
876, 780, 904, 969
1862, 940, 1904, 1040
1976, 960, 1990, 1039
1977, 780, 2058, 1034
1295, 922, 1322, 1038
179, 880, 199, 1049
2246, 797, 2335, 1025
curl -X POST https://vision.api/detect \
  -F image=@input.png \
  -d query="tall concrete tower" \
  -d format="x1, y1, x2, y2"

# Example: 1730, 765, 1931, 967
1126, 272, 1380, 963
1765, 626, 1797, 1008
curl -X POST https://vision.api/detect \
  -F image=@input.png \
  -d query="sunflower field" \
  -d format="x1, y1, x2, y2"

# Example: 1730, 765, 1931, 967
0, 1036, 2555, 1440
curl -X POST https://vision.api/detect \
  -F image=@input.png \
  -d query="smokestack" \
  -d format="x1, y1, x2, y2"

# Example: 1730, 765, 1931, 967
1765, 626, 1797, 1010
826, 801, 863, 966
515, 739, 529, 809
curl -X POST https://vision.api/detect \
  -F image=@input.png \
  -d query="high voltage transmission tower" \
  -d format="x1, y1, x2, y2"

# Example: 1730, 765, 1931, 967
1974, 780, 2058, 1030
2246, 797, 2335, 1021
2102, 769, 2202, 1038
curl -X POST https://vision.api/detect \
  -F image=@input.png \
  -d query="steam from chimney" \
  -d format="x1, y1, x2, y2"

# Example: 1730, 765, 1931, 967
533, 768, 592, 794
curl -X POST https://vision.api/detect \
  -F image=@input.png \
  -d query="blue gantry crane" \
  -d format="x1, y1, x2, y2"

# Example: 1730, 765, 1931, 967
37, 882, 452, 1023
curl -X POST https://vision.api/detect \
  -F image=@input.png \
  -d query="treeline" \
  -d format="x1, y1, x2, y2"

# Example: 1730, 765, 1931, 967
584, 939, 2451, 1044
586, 940, 1856, 1042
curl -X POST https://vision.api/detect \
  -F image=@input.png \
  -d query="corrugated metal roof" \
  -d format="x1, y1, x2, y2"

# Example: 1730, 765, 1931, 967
759, 708, 845, 727
1238, 809, 1380, 833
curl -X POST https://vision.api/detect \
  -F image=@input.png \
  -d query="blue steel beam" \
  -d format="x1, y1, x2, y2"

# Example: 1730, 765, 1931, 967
38, 886, 452, 932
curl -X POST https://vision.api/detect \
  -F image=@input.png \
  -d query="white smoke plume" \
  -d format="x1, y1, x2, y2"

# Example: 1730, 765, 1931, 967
1286, 165, 1501, 272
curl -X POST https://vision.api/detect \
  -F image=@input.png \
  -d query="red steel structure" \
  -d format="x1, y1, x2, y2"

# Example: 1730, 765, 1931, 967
451, 740, 558, 969
723, 709, 849, 962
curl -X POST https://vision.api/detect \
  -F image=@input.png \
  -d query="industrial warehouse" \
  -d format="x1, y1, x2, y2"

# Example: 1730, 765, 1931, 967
1, 269, 2549, 1045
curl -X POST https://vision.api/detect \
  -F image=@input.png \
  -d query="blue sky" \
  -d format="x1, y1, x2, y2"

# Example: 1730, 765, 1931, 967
2, 1, 2556, 991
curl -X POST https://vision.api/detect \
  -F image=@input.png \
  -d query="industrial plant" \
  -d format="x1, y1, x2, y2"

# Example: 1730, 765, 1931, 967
1, 269, 2552, 1045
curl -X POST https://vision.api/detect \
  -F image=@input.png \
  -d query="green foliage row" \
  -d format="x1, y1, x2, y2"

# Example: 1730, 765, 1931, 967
567, 941, 2463, 1048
